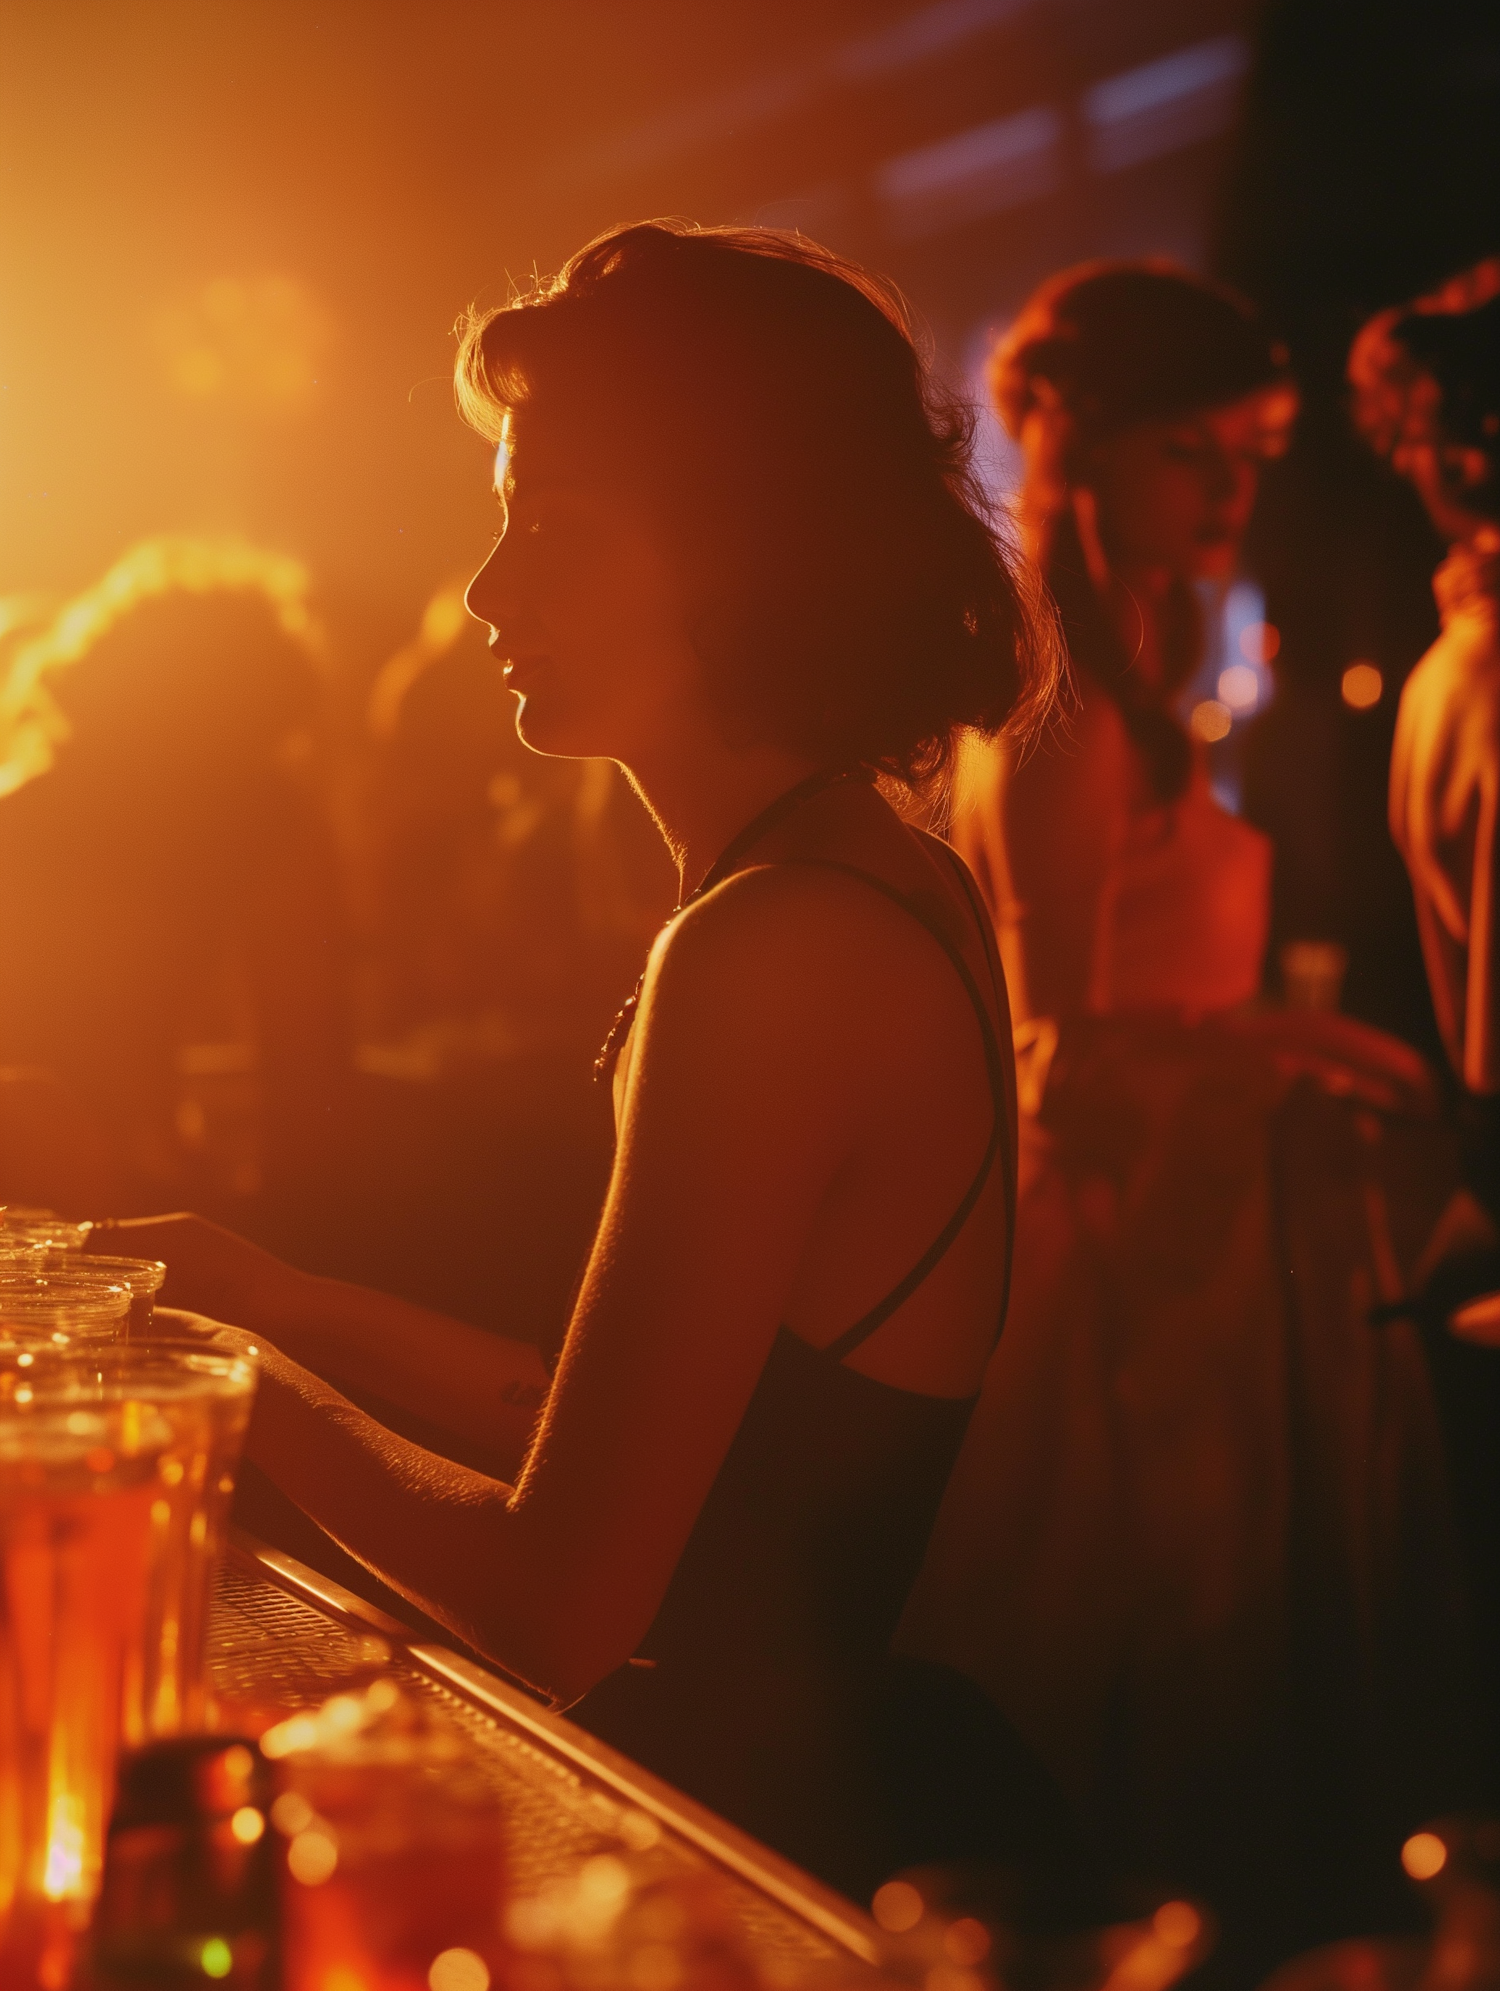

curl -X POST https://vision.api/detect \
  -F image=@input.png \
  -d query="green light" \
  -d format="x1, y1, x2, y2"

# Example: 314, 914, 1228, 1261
200, 1936, 233, 1979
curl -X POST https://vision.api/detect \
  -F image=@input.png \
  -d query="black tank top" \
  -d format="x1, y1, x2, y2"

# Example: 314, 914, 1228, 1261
574, 846, 1017, 1892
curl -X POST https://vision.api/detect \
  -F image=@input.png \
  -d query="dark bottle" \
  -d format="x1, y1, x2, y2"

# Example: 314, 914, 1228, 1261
83, 1735, 279, 1988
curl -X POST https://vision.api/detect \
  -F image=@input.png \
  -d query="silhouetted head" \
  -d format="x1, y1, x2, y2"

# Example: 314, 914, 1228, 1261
457, 220, 1057, 787
993, 259, 1295, 584
1349, 258, 1500, 543
49, 589, 319, 794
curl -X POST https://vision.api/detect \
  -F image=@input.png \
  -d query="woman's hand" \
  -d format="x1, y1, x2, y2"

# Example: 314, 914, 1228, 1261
87, 1214, 311, 1326
151, 1304, 268, 1362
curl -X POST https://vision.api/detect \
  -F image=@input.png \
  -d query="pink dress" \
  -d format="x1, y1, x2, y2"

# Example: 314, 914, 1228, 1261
902, 688, 1470, 1902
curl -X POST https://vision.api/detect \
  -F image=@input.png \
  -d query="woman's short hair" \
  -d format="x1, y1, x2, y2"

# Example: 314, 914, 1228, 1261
456, 220, 1057, 786
1349, 258, 1500, 522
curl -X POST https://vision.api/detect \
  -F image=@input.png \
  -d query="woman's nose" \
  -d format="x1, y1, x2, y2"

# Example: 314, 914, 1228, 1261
465, 540, 506, 629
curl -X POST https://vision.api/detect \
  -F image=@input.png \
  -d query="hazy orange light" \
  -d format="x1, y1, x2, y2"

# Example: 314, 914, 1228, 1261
1342, 662, 1383, 710
1152, 1902, 1202, 1949
151, 275, 332, 409
871, 1879, 924, 1932
367, 582, 472, 740
1402, 1831, 1448, 1881
1190, 699, 1233, 743
944, 1918, 992, 1965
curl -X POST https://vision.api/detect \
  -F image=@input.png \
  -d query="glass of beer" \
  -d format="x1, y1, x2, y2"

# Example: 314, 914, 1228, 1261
0, 1368, 178, 1986
101, 1341, 260, 1743
0, 1340, 258, 1984
265, 1682, 509, 1991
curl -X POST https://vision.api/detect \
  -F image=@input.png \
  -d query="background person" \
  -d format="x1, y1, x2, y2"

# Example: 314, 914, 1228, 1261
1349, 257, 1500, 1788
0, 568, 349, 1221
903, 261, 1471, 1972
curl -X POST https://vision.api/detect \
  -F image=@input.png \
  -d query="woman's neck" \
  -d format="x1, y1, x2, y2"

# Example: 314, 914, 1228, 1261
1102, 560, 1176, 696
624, 740, 824, 901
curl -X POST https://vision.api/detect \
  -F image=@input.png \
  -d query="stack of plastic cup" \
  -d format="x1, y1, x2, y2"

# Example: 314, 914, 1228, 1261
0, 1275, 132, 1352
48, 1254, 168, 1337
0, 1213, 94, 1254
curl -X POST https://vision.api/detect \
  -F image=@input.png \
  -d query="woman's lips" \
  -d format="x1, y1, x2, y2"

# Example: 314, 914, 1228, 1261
502, 654, 550, 692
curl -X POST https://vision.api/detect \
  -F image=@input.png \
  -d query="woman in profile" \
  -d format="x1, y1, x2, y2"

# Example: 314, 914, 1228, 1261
109, 221, 1060, 1896
903, 262, 1469, 1956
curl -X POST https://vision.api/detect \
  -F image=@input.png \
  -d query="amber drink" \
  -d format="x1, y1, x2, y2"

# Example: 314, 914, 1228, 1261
66, 1344, 259, 1743
0, 1385, 175, 1987
265, 1683, 508, 1991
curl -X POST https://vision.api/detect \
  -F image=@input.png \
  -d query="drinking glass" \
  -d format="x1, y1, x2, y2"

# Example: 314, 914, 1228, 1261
264, 1682, 508, 1991
0, 1371, 178, 1986
0, 1278, 131, 1349
0, 1217, 94, 1254
45, 1254, 168, 1336
60, 1340, 260, 1743
0, 1339, 259, 1982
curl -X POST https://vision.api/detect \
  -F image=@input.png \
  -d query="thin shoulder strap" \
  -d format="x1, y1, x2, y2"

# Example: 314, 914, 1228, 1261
780, 856, 1016, 1365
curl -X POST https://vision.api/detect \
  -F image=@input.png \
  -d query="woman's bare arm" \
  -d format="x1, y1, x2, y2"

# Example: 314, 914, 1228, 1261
93, 1214, 552, 1475
993, 687, 1130, 1020
161, 869, 930, 1703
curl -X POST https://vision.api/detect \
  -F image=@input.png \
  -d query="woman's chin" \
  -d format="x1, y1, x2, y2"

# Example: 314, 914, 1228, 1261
513, 697, 608, 762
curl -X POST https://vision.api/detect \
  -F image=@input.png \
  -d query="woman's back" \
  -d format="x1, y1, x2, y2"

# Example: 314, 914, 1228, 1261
580, 779, 1021, 1889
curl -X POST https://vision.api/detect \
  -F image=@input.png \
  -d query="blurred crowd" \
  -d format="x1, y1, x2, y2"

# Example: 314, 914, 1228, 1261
0, 544, 673, 1328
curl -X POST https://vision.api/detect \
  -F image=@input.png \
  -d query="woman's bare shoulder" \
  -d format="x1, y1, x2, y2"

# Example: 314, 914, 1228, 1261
638, 860, 959, 1064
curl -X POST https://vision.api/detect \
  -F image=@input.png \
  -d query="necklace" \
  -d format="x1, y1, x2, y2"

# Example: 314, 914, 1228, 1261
594, 765, 855, 1084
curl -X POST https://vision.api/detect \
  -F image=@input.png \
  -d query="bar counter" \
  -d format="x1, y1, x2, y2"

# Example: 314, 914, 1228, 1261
209, 1532, 885, 1981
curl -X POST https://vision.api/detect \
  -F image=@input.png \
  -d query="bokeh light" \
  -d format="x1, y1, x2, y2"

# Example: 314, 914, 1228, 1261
286, 1826, 338, 1885
428, 1950, 490, 1991
1153, 1901, 1202, 1948
199, 1936, 233, 1980
944, 1917, 992, 1964
1342, 661, 1384, 710
1191, 699, 1233, 743
872, 1879, 924, 1931
1402, 1831, 1448, 1880
1217, 662, 1261, 710
1239, 620, 1281, 664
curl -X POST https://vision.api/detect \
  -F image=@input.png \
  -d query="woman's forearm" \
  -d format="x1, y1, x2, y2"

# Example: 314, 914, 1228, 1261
236, 1335, 593, 1699
96, 1217, 551, 1474
263, 1271, 551, 1469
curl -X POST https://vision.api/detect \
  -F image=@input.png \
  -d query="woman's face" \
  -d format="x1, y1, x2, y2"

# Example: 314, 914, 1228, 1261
1085, 394, 1268, 582
465, 414, 706, 763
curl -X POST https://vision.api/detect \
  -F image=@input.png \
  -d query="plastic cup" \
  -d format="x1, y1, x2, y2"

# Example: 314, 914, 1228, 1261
0, 1371, 179, 1985
0, 1277, 131, 1349
264, 1682, 508, 1991
0, 1218, 94, 1254
47, 1254, 168, 1336
76, 1340, 260, 1744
